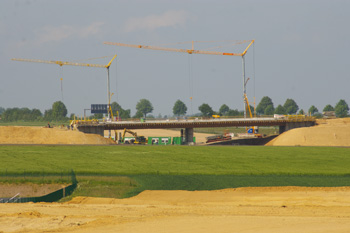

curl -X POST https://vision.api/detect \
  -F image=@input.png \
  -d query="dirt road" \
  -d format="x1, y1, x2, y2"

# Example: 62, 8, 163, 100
1, 187, 350, 233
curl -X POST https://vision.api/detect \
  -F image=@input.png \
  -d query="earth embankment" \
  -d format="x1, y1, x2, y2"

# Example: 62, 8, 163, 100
266, 118, 350, 146
0, 126, 115, 145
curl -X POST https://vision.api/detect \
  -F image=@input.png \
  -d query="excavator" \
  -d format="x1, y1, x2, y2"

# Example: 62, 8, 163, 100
121, 128, 148, 144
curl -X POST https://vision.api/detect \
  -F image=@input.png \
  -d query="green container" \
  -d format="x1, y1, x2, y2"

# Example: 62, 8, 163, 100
148, 137, 171, 145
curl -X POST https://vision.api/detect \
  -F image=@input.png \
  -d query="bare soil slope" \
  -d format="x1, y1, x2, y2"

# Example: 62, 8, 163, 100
0, 126, 115, 145
1, 187, 350, 233
266, 118, 350, 146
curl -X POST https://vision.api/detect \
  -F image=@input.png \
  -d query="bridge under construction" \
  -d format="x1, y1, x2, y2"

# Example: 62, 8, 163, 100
76, 116, 316, 144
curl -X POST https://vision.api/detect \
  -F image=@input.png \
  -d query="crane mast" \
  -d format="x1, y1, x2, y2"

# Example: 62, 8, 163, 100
104, 40, 254, 118
12, 55, 117, 120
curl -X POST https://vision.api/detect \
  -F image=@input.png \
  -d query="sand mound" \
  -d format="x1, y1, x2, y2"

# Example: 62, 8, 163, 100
266, 118, 350, 146
2, 187, 350, 233
0, 126, 115, 145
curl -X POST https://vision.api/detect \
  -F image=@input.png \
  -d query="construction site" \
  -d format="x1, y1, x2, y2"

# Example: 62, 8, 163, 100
2, 40, 350, 233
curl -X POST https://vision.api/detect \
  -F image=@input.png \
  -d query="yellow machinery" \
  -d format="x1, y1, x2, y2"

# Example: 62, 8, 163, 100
121, 128, 147, 144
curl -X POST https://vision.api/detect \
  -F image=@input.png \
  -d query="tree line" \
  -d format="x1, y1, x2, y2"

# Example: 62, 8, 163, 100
0, 101, 69, 122
0, 97, 349, 122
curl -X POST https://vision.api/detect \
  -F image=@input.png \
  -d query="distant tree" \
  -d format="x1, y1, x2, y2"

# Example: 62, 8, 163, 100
335, 99, 349, 118
133, 110, 144, 118
173, 100, 187, 116
111, 101, 131, 119
283, 98, 299, 114
219, 104, 230, 116
246, 105, 255, 116
51, 101, 67, 120
136, 99, 153, 118
264, 105, 275, 115
308, 105, 319, 116
0, 107, 5, 115
198, 103, 214, 117
323, 104, 334, 112
227, 109, 240, 116
274, 105, 286, 115
44, 109, 53, 120
298, 109, 305, 115
256, 96, 274, 115
31, 109, 42, 120
111, 102, 122, 113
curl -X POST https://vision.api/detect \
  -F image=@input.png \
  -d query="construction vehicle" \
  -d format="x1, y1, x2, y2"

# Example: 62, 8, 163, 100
121, 128, 147, 144
243, 93, 262, 138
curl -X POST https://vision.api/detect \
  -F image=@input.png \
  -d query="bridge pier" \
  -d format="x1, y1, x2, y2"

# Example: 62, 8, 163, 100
279, 121, 316, 134
77, 125, 105, 137
184, 128, 194, 145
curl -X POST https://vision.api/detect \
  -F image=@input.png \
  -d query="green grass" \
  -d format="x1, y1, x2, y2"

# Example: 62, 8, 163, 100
1, 145, 349, 199
0, 146, 349, 176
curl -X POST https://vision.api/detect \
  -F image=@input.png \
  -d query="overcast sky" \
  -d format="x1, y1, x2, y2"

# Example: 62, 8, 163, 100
1, 0, 349, 117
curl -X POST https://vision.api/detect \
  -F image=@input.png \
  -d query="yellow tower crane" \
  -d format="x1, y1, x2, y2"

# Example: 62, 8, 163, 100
11, 55, 117, 119
103, 40, 254, 118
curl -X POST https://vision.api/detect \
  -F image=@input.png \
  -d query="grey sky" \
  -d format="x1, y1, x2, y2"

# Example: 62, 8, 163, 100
1, 0, 349, 117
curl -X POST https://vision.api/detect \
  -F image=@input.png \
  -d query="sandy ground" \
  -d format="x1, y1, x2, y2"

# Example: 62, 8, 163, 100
0, 126, 115, 145
1, 187, 350, 233
266, 118, 350, 146
0, 184, 66, 197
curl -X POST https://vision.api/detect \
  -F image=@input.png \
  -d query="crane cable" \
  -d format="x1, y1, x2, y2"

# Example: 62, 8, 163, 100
253, 42, 256, 117
59, 66, 64, 102
188, 54, 194, 115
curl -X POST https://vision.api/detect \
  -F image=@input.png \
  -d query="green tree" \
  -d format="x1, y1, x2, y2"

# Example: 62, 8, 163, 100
44, 109, 53, 120
111, 101, 131, 119
136, 99, 153, 118
227, 109, 240, 116
133, 110, 144, 118
274, 105, 286, 115
335, 99, 349, 118
323, 104, 334, 112
0, 107, 5, 115
298, 109, 305, 115
256, 96, 274, 115
283, 98, 299, 114
264, 105, 275, 115
198, 103, 214, 117
31, 109, 42, 120
173, 100, 187, 116
308, 105, 319, 115
219, 104, 230, 116
51, 101, 68, 120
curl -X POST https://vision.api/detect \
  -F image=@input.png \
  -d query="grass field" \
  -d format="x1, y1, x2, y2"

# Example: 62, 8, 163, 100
1, 145, 349, 198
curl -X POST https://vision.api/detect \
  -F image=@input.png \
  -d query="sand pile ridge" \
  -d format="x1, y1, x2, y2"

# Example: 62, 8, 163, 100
0, 126, 115, 145
266, 118, 350, 146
